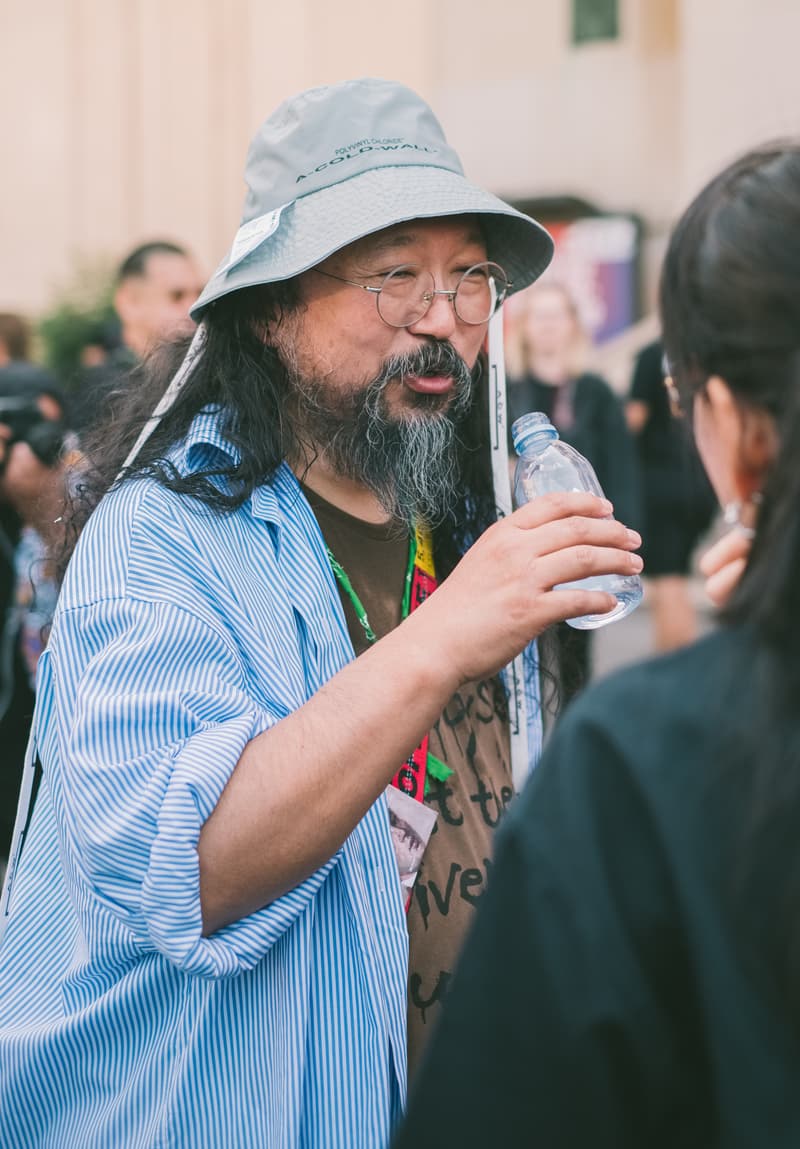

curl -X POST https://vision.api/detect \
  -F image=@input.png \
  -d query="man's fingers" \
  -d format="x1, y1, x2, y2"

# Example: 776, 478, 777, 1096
535, 588, 619, 628
519, 513, 641, 560
511, 491, 614, 529
535, 544, 643, 592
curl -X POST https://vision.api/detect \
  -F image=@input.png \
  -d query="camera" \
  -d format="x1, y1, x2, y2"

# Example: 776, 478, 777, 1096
0, 397, 67, 473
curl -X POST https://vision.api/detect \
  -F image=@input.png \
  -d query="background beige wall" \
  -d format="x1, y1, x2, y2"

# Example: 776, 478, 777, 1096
2, 0, 799, 318
678, 0, 800, 201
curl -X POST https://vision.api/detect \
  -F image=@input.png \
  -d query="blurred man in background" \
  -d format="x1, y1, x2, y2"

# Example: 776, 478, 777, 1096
0, 369, 71, 866
113, 240, 204, 360
73, 240, 203, 435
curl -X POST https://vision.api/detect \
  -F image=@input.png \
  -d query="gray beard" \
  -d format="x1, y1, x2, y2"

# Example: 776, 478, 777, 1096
287, 341, 478, 528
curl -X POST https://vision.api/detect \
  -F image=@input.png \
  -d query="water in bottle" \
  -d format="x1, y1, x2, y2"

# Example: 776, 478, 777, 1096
511, 411, 642, 629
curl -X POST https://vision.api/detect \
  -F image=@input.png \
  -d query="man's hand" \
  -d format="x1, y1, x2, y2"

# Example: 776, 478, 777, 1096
199, 491, 643, 933
699, 529, 751, 607
410, 491, 642, 689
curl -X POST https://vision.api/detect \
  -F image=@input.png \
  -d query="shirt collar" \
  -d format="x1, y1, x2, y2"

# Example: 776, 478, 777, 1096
182, 406, 239, 468
178, 405, 297, 529
251, 463, 300, 526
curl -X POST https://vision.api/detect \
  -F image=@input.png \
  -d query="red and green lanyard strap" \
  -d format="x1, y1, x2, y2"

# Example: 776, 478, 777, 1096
326, 522, 453, 799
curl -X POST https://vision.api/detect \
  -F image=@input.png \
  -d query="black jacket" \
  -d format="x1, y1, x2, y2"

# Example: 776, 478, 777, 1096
397, 626, 800, 1148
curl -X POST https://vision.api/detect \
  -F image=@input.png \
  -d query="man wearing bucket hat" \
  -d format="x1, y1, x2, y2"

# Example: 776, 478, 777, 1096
0, 79, 642, 1147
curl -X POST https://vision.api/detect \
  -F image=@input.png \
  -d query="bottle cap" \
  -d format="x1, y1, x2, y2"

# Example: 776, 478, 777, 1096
511, 411, 559, 455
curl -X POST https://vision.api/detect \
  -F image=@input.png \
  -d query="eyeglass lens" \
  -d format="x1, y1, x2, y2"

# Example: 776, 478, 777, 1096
376, 262, 508, 327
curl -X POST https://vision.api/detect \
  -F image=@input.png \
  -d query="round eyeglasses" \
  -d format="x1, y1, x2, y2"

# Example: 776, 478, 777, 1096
314, 261, 511, 328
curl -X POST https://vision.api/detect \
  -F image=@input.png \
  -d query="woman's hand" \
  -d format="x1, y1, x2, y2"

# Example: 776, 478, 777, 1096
699, 529, 751, 607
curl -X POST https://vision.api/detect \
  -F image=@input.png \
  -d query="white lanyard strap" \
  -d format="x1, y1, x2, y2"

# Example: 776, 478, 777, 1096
119, 322, 208, 475
0, 723, 39, 944
487, 308, 532, 792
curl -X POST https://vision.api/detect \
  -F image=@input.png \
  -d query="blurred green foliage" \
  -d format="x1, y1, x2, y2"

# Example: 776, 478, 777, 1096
572, 0, 619, 44
37, 258, 118, 392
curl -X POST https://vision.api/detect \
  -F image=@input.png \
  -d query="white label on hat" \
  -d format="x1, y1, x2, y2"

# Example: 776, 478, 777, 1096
225, 205, 288, 272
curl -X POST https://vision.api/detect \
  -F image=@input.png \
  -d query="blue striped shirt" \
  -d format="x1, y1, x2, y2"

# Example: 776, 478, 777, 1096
0, 410, 409, 1147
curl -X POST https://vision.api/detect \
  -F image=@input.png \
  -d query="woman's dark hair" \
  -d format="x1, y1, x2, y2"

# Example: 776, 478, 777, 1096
661, 142, 800, 642
661, 141, 800, 1013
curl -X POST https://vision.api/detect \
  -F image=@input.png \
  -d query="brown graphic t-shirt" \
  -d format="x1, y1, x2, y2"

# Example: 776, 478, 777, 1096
304, 488, 513, 1079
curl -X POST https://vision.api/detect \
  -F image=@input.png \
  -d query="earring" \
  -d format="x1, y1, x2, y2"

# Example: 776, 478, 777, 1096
722, 492, 762, 539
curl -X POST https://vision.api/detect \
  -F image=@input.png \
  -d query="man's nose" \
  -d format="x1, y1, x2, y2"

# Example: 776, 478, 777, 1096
405, 290, 458, 341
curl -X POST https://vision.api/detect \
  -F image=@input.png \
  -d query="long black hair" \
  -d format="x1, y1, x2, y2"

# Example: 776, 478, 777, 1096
660, 141, 800, 1011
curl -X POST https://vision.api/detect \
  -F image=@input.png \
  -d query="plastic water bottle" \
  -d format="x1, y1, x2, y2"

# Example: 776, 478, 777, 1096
511, 411, 642, 630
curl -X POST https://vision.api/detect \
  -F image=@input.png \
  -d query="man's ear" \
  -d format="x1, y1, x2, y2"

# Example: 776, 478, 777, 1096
706, 374, 778, 493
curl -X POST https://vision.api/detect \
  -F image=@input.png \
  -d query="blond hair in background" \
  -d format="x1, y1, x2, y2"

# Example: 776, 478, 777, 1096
504, 281, 589, 383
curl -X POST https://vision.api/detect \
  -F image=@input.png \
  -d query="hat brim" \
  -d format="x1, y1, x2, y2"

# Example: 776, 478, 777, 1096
190, 165, 553, 320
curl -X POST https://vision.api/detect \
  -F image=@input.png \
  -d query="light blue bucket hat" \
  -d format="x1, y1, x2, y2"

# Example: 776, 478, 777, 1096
191, 77, 553, 318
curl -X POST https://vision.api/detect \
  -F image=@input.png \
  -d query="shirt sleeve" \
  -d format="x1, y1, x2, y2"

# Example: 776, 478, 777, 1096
396, 703, 699, 1149
49, 592, 340, 980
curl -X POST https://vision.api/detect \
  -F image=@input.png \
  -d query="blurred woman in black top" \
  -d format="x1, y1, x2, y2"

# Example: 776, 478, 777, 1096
507, 282, 640, 700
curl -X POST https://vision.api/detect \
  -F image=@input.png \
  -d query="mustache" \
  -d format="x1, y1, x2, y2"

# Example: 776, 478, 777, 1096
371, 340, 475, 397
282, 338, 480, 527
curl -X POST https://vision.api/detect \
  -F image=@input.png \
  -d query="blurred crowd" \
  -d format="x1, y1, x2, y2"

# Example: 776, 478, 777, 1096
0, 240, 203, 864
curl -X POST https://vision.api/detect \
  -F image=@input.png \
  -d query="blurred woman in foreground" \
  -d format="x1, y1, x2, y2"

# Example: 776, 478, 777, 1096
396, 143, 800, 1147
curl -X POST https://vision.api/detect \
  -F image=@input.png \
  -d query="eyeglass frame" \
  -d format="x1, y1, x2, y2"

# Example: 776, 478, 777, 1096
312, 260, 512, 328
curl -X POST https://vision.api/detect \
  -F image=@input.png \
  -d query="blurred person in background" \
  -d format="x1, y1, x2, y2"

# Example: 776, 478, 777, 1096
396, 140, 800, 1149
0, 313, 33, 368
0, 313, 64, 422
113, 240, 204, 360
626, 337, 717, 650
0, 368, 71, 866
506, 282, 641, 699
73, 240, 204, 436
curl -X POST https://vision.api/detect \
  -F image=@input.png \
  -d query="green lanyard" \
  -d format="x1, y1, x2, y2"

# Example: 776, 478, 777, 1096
325, 534, 453, 792
325, 534, 416, 646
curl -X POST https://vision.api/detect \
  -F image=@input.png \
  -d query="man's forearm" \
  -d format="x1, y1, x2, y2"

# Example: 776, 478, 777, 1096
197, 609, 458, 934
197, 493, 642, 933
